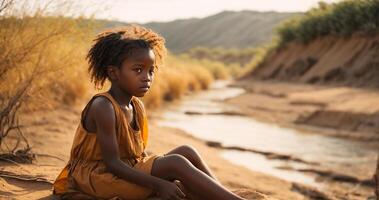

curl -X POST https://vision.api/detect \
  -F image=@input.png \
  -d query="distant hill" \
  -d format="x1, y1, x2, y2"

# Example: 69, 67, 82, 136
98, 10, 299, 53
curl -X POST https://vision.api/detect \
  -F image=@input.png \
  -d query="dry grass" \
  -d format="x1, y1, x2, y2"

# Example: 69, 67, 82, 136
0, 16, 97, 109
141, 54, 215, 108
0, 0, 96, 156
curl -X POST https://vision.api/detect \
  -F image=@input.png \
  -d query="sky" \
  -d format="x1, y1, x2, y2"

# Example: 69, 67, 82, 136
20, 0, 341, 24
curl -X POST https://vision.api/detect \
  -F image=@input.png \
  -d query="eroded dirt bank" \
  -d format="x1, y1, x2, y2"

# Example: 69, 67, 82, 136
249, 34, 379, 89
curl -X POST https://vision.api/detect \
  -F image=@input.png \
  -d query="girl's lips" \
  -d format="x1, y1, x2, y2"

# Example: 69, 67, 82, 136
140, 87, 149, 92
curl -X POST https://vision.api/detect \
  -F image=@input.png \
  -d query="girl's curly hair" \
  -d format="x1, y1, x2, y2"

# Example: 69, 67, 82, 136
86, 24, 167, 90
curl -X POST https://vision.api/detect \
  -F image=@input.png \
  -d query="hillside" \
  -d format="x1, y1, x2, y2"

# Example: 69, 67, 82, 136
145, 10, 298, 52
99, 10, 298, 53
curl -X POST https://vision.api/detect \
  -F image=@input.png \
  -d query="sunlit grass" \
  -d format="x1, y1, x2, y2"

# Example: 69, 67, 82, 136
1, 17, 234, 113
141, 54, 215, 108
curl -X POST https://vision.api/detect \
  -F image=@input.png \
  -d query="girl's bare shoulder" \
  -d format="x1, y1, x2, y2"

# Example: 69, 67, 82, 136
87, 96, 116, 122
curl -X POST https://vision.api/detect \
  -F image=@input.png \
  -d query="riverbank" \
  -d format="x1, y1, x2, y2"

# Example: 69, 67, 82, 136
227, 77, 379, 142
224, 77, 378, 199
0, 95, 306, 200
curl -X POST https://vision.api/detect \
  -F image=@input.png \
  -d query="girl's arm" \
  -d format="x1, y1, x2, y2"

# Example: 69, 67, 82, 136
90, 97, 184, 198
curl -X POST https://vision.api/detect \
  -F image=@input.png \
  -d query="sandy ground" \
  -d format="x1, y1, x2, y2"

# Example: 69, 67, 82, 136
0, 94, 307, 200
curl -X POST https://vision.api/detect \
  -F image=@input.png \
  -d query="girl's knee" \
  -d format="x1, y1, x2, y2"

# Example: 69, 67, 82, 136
165, 154, 194, 172
153, 155, 197, 180
178, 145, 200, 159
169, 154, 191, 164
151, 155, 190, 179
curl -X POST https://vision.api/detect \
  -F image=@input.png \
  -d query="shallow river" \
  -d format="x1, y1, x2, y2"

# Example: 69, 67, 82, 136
156, 80, 377, 189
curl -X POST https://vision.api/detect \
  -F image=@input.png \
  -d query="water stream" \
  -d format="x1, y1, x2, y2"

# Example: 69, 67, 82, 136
156, 80, 377, 189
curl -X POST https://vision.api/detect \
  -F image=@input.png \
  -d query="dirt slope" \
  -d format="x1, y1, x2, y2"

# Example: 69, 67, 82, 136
250, 34, 379, 88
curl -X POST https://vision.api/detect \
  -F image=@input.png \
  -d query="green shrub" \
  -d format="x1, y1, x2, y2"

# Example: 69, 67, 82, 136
276, 0, 379, 46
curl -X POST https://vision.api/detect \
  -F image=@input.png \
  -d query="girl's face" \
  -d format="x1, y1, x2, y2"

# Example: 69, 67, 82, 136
112, 47, 156, 97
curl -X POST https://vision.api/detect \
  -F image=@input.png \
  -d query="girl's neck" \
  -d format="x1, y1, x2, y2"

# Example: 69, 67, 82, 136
107, 85, 133, 109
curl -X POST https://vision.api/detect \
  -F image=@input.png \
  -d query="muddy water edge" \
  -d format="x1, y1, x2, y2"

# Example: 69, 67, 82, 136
153, 79, 378, 200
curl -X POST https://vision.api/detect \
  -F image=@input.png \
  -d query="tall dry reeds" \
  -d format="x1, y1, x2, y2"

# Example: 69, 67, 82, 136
0, 0, 96, 161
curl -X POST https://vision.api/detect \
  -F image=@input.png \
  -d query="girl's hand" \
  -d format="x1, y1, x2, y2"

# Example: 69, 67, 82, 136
156, 179, 186, 200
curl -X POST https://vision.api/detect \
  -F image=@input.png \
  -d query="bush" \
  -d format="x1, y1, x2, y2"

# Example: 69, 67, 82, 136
276, 0, 379, 46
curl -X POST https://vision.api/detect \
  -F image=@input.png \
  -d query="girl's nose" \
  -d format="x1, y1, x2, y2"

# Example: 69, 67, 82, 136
143, 71, 152, 82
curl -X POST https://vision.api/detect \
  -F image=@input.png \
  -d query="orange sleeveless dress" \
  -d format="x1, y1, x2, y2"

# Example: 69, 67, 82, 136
52, 92, 162, 200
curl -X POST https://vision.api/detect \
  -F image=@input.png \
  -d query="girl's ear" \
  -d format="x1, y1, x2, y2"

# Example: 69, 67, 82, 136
106, 65, 119, 81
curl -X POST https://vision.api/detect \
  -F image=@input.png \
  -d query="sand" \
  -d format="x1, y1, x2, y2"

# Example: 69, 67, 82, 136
0, 96, 305, 200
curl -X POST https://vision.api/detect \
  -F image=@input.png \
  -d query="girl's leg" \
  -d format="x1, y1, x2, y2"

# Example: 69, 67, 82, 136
164, 145, 218, 182
151, 154, 245, 200
174, 180, 202, 200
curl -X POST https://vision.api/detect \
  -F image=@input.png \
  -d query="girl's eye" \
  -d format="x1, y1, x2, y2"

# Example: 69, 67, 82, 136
134, 68, 142, 73
150, 66, 156, 74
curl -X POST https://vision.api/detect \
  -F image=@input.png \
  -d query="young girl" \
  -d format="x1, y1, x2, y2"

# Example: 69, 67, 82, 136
53, 25, 246, 200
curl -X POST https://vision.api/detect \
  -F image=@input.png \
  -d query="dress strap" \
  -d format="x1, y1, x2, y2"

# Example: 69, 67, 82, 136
130, 97, 149, 149
95, 92, 123, 124
93, 92, 141, 130
80, 92, 122, 132
96, 92, 136, 114
93, 92, 119, 107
